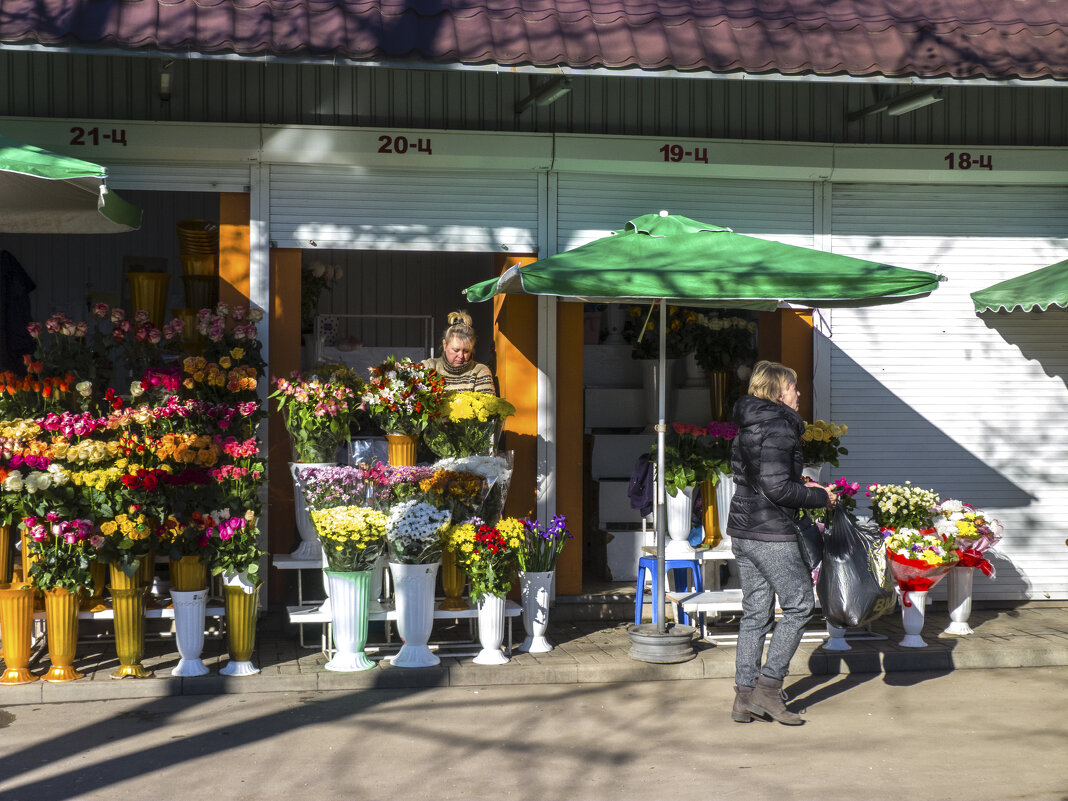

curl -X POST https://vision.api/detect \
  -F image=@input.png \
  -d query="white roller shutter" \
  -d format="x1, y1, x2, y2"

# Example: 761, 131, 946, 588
828, 184, 1068, 601
106, 164, 251, 193
269, 166, 539, 252
557, 174, 817, 251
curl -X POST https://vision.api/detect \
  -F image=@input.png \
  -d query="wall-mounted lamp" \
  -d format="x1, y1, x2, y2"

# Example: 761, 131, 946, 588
847, 88, 943, 122
159, 60, 174, 102
515, 76, 573, 114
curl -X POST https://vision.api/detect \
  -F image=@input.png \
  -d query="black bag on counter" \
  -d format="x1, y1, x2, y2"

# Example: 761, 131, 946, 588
816, 506, 896, 629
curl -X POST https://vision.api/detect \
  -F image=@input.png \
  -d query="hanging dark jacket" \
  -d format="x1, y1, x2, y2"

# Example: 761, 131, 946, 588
726, 394, 828, 542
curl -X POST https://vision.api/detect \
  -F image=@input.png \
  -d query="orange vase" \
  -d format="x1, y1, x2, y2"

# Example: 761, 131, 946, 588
700, 479, 722, 548
385, 433, 419, 467
42, 587, 84, 682
0, 585, 38, 684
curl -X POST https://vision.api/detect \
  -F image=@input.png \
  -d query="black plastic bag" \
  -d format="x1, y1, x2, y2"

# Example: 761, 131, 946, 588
816, 506, 896, 629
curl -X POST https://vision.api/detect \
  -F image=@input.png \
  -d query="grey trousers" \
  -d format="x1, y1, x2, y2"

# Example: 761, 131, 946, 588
731, 537, 815, 687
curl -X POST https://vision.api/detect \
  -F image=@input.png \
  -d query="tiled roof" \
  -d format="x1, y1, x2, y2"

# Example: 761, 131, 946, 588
2, 0, 1066, 81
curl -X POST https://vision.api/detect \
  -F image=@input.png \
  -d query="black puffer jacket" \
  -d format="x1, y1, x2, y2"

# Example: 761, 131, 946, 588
726, 394, 829, 542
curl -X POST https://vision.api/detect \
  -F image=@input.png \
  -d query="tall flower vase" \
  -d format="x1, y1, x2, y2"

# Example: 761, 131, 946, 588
389, 562, 440, 668
700, 479, 722, 547
708, 369, 730, 422
0, 523, 12, 586
290, 462, 334, 560
324, 569, 376, 672
439, 549, 468, 611
126, 271, 171, 328
665, 486, 695, 557
385, 433, 419, 467
81, 560, 108, 612
519, 571, 553, 653
220, 571, 261, 676
899, 590, 929, 648
943, 567, 975, 636
109, 563, 153, 679
42, 587, 84, 682
473, 593, 509, 665
0, 585, 38, 684
169, 555, 207, 592
171, 590, 210, 677
823, 622, 851, 651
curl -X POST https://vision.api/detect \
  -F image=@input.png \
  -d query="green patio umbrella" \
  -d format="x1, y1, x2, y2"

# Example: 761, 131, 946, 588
971, 258, 1068, 313
465, 212, 942, 309
464, 212, 944, 654
0, 134, 141, 233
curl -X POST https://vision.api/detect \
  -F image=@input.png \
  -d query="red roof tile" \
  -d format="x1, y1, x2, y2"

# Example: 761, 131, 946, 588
2, 0, 1066, 81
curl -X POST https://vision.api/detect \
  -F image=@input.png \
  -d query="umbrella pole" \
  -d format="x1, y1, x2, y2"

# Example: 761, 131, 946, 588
655, 303, 667, 634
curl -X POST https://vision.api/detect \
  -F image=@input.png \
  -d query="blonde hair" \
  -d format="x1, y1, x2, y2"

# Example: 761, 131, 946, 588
747, 360, 797, 404
443, 310, 476, 347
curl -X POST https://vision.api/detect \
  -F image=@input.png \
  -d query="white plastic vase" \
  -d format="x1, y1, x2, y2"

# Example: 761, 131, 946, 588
317, 549, 332, 617
519, 571, 553, 653
389, 562, 440, 668
324, 569, 376, 672
715, 471, 735, 541
473, 593, 509, 665
171, 589, 210, 676
803, 462, 829, 484
823, 622, 851, 651
290, 462, 334, 560
899, 590, 929, 648
665, 485, 695, 543
944, 567, 975, 636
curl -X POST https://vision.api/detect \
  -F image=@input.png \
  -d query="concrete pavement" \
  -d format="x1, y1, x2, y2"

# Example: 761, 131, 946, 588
2, 601, 1066, 706
1, 667, 1065, 801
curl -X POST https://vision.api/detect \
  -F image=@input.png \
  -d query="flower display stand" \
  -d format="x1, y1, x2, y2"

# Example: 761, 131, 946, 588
518, 571, 554, 653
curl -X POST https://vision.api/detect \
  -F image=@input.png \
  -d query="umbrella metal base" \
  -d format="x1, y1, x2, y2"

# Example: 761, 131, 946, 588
627, 623, 696, 663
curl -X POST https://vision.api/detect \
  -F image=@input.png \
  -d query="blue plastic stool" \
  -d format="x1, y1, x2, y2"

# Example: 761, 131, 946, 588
634, 555, 704, 626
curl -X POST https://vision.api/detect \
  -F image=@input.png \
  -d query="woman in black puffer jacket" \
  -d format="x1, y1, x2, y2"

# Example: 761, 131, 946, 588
726, 361, 836, 726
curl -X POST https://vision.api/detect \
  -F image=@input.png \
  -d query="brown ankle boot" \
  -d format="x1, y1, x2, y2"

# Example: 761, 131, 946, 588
746, 675, 804, 725
732, 685, 754, 723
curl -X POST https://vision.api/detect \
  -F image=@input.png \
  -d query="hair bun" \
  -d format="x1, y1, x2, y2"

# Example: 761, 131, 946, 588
448, 315, 462, 326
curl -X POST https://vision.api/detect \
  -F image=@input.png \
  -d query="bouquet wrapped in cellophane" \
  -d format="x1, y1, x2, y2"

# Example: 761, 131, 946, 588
883, 526, 959, 603
423, 391, 516, 458
933, 499, 1003, 578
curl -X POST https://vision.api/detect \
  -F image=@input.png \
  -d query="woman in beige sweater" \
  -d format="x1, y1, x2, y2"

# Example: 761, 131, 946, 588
422, 310, 496, 394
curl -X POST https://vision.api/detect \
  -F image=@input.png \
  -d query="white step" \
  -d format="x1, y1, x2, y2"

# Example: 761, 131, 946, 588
585, 387, 712, 429
604, 528, 655, 582
590, 433, 655, 480
597, 479, 648, 527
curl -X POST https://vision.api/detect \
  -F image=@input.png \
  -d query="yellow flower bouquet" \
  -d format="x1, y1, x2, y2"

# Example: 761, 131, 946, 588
310, 505, 388, 571
423, 391, 516, 458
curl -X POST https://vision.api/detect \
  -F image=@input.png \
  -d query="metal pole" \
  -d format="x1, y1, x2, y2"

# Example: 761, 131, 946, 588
655, 301, 668, 633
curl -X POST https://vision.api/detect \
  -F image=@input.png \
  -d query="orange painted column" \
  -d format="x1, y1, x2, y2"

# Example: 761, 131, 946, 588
266, 249, 302, 604
218, 193, 251, 306
492, 254, 539, 521
758, 309, 814, 422
554, 301, 584, 595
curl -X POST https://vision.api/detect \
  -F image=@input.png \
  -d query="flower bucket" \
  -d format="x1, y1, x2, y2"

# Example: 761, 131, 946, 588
324, 569, 376, 672
109, 562, 153, 679
126, 271, 170, 328
0, 585, 38, 684
473, 593, 509, 665
290, 462, 335, 560
519, 571, 553, 653
389, 561, 440, 668
42, 587, 84, 682
385, 433, 419, 467
220, 571, 261, 676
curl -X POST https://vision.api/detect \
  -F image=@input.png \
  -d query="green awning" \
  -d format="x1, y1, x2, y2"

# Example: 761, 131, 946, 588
971, 258, 1068, 313
0, 134, 141, 234
465, 212, 943, 310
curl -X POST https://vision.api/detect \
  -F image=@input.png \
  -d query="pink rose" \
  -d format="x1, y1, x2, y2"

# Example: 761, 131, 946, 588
110, 308, 126, 324
26, 322, 42, 338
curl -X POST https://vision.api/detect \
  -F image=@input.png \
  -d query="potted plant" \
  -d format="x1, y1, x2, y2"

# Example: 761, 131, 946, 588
384, 498, 451, 668
516, 514, 572, 653
651, 423, 716, 550
309, 504, 388, 671
423, 391, 516, 458
362, 356, 447, 466
445, 517, 523, 664
24, 512, 93, 681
